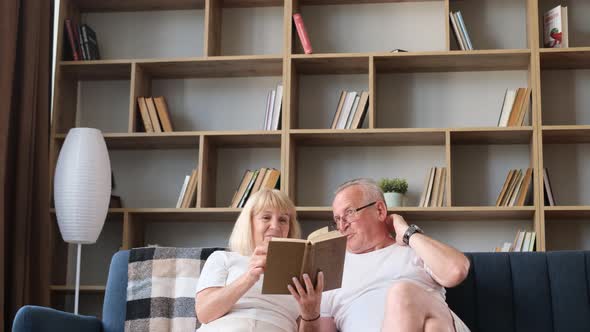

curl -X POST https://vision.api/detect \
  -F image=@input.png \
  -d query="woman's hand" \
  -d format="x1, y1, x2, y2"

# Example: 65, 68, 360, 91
246, 244, 268, 283
288, 272, 324, 321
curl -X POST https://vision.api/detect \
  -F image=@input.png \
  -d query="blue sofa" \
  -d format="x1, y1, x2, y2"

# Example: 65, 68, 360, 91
13, 250, 590, 332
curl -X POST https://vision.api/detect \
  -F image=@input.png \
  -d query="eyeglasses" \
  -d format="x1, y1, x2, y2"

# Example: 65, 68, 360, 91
331, 201, 377, 231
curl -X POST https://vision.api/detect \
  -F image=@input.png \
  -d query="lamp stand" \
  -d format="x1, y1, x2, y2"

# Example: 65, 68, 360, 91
75, 243, 81, 315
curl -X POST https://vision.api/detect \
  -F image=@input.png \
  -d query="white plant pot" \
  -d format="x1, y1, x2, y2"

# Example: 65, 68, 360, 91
384, 192, 404, 207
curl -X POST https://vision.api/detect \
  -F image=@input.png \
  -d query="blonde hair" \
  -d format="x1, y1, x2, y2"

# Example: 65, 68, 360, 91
335, 178, 385, 205
228, 189, 301, 256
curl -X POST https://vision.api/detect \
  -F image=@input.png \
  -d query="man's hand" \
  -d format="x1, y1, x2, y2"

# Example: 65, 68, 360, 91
288, 272, 324, 321
389, 214, 410, 246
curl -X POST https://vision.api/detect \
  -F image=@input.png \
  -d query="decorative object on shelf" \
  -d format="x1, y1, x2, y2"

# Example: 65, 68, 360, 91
54, 127, 111, 314
379, 178, 408, 207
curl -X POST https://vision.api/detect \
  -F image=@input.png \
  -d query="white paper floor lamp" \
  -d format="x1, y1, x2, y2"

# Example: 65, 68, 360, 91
54, 128, 111, 315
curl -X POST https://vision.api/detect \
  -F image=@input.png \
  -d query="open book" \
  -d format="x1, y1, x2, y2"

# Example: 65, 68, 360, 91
261, 227, 347, 294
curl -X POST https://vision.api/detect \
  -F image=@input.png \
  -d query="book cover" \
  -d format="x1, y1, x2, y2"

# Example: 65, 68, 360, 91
145, 97, 163, 133
455, 11, 473, 50
449, 12, 466, 50
330, 91, 347, 129
153, 96, 174, 132
544, 5, 568, 48
351, 91, 369, 129
64, 19, 80, 61
137, 97, 154, 133
262, 227, 347, 294
293, 13, 313, 54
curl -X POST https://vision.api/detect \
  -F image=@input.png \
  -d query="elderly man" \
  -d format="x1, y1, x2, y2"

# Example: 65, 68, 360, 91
299, 178, 471, 332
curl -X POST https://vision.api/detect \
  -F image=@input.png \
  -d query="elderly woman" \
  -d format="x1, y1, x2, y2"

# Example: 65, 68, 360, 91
195, 189, 323, 332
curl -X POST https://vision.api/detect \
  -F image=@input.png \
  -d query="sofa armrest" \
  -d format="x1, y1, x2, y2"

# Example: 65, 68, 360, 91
13, 305, 102, 332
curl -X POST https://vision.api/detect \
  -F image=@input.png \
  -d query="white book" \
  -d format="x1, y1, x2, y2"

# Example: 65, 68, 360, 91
544, 5, 568, 48
176, 175, 190, 208
455, 11, 473, 50
266, 89, 276, 130
263, 90, 272, 130
522, 232, 532, 252
271, 85, 283, 130
501, 242, 512, 252
514, 231, 526, 252
529, 232, 536, 251
345, 95, 360, 129
498, 89, 517, 127
449, 12, 466, 51
337, 92, 357, 129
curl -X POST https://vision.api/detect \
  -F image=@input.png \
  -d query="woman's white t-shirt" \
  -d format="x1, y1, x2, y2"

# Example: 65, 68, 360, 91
196, 251, 299, 332
320, 243, 446, 332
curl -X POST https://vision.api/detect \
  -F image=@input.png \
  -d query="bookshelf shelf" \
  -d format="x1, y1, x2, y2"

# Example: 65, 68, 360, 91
50, 285, 106, 293
540, 47, 590, 69
374, 49, 531, 73
71, 0, 205, 11
136, 56, 284, 78
542, 126, 590, 144
297, 206, 535, 221
290, 129, 446, 146
450, 127, 534, 145
60, 61, 132, 79
127, 208, 242, 222
298, 0, 439, 6
56, 131, 281, 149
544, 206, 590, 220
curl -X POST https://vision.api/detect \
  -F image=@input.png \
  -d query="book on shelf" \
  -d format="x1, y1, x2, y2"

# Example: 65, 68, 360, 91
330, 90, 369, 129
176, 169, 198, 208
418, 167, 446, 207
449, 11, 473, 51
262, 226, 346, 294
497, 88, 531, 127
543, 168, 556, 206
137, 96, 175, 133
264, 85, 283, 130
544, 5, 568, 48
153, 96, 174, 132
293, 13, 313, 54
63, 20, 100, 60
230, 168, 281, 208
494, 230, 536, 252
495, 168, 532, 207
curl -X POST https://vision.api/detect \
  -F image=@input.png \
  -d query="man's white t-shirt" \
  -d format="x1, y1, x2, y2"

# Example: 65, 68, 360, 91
320, 243, 446, 332
196, 250, 299, 332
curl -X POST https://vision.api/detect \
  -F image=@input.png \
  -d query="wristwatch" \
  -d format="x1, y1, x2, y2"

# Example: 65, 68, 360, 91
403, 224, 424, 245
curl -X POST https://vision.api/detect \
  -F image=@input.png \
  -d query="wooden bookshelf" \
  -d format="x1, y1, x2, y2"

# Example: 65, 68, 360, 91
50, 0, 590, 314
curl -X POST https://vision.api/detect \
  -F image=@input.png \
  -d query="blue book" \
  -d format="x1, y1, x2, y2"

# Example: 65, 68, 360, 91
456, 11, 473, 50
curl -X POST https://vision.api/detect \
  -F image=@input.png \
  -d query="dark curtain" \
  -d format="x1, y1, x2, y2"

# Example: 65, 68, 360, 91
0, 0, 54, 330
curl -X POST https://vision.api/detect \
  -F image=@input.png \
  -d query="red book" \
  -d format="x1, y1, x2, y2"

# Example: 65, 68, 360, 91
293, 13, 313, 54
64, 19, 80, 61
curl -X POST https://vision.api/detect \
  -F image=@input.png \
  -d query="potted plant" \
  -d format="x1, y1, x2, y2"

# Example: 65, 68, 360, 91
379, 178, 408, 207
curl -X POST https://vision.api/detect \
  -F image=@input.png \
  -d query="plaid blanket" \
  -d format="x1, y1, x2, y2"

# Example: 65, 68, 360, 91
125, 247, 225, 332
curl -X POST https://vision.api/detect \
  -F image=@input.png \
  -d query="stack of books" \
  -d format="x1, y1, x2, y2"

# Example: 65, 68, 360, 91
230, 168, 281, 208
497, 88, 531, 127
449, 11, 473, 51
176, 169, 198, 208
263, 84, 283, 130
495, 168, 533, 207
64, 19, 100, 60
137, 96, 174, 133
330, 91, 369, 129
418, 167, 447, 207
495, 229, 536, 252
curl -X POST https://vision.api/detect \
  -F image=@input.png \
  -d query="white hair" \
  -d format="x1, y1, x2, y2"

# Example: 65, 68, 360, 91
334, 178, 385, 205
